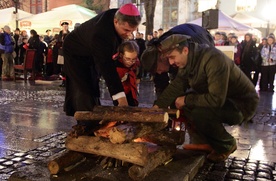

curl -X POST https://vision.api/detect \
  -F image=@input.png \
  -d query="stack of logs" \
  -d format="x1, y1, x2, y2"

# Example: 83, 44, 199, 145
49, 106, 185, 180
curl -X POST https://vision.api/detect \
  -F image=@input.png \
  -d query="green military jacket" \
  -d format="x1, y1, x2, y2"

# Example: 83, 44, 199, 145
155, 43, 259, 122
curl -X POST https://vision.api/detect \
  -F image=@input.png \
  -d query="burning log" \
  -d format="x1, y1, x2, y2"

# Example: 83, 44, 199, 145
108, 122, 168, 144
65, 136, 149, 166
128, 145, 176, 180
135, 130, 186, 146
94, 121, 117, 138
47, 150, 86, 175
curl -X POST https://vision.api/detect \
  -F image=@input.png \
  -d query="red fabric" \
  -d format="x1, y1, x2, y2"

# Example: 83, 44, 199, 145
47, 49, 53, 63
23, 44, 29, 50
116, 58, 139, 104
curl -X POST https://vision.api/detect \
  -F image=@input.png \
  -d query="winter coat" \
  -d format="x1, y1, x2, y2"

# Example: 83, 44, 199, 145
155, 43, 259, 122
260, 43, 276, 66
114, 56, 140, 106
62, 8, 125, 116
0, 32, 14, 53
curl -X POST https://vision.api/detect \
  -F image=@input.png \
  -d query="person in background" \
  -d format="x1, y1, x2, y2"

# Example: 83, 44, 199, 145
13, 28, 20, 64
153, 30, 158, 40
17, 30, 29, 49
240, 33, 259, 86
214, 32, 224, 46
44, 29, 53, 45
227, 33, 235, 43
229, 35, 241, 67
146, 33, 153, 46
135, 32, 146, 80
28, 29, 40, 49
127, 32, 135, 40
62, 4, 141, 132
39, 35, 48, 77
0, 25, 15, 81
57, 22, 70, 87
221, 32, 229, 45
260, 35, 276, 92
258, 37, 267, 51
28, 29, 47, 79
153, 34, 259, 163
113, 41, 140, 106
50, 34, 60, 77
158, 28, 164, 38
18, 37, 28, 65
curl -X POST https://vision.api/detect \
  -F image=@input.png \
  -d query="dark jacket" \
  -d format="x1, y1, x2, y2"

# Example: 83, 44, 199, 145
57, 30, 70, 56
240, 40, 258, 69
155, 43, 259, 122
28, 35, 40, 50
63, 9, 124, 116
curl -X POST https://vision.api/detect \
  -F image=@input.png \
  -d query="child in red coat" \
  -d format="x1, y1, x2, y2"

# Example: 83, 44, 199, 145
113, 41, 140, 106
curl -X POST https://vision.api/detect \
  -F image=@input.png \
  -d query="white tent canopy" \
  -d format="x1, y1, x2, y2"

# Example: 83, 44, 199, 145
0, 7, 32, 31
18, 4, 97, 34
231, 12, 267, 28
187, 10, 262, 40
188, 10, 254, 31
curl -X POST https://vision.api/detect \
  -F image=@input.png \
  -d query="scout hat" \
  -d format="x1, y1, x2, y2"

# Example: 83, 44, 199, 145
119, 3, 140, 16
158, 34, 191, 55
61, 22, 69, 26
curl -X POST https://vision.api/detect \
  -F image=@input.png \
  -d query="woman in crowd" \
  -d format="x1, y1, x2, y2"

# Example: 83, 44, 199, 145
260, 35, 276, 92
240, 33, 259, 86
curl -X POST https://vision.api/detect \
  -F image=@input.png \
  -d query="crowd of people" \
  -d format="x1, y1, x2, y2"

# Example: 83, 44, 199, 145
1, 20, 274, 91
0, 22, 74, 85
213, 31, 276, 92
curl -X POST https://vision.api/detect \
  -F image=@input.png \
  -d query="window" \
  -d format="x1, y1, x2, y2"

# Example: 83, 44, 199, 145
162, 0, 179, 30
30, 0, 42, 14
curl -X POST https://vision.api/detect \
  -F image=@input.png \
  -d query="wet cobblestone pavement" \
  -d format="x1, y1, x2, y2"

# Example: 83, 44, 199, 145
0, 131, 67, 180
194, 157, 276, 180
0, 80, 275, 180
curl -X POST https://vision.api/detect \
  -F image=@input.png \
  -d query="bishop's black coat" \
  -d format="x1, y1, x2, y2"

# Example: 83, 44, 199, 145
63, 9, 124, 116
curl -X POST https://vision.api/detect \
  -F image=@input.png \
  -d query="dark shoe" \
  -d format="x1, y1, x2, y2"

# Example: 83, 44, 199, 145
207, 143, 237, 163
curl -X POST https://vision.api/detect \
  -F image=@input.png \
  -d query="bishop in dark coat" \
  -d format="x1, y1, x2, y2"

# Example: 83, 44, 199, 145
63, 4, 141, 123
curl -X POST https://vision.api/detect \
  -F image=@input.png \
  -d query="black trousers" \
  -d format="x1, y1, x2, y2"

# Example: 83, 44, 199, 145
260, 65, 276, 91
63, 52, 100, 117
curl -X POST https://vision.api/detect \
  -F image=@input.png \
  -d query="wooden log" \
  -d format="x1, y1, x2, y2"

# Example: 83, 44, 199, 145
74, 110, 169, 123
108, 122, 168, 144
134, 130, 186, 146
92, 106, 179, 116
65, 136, 149, 166
47, 150, 86, 175
128, 145, 176, 180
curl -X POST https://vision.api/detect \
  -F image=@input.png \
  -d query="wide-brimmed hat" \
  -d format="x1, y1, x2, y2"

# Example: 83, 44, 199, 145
61, 22, 69, 26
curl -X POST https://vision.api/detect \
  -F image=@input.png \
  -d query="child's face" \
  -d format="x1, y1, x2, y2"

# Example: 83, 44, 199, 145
122, 51, 138, 68
231, 38, 237, 44
23, 39, 28, 43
